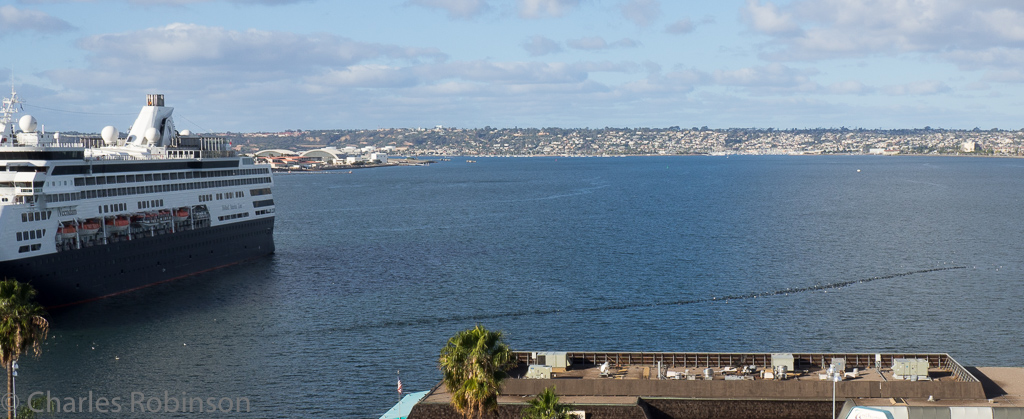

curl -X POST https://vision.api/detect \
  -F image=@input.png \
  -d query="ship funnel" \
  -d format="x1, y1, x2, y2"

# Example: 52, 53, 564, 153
127, 94, 174, 148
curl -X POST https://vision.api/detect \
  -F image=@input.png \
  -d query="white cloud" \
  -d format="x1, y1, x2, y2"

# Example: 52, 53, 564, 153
225, 0, 312, 4
130, 0, 312, 4
407, 0, 489, 19
620, 0, 660, 27
438, 61, 591, 84
518, 0, 579, 18
522, 35, 562, 56
976, 8, 1024, 42
612, 38, 639, 48
882, 80, 950, 96
712, 64, 820, 95
95, 0, 314, 4
311, 65, 419, 88
567, 36, 639, 51
665, 18, 693, 35
0, 5, 74, 36
826, 80, 872, 95
714, 64, 815, 87
76, 23, 446, 71
944, 48, 1024, 71
980, 69, 1024, 83
741, 0, 1024, 76
306, 60, 638, 93
741, 0, 799, 36
633, 67, 708, 94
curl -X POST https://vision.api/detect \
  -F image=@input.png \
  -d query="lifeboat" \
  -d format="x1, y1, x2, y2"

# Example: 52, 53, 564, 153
132, 213, 151, 226
78, 220, 101, 236
173, 208, 190, 222
56, 225, 77, 240
132, 212, 166, 227
105, 216, 130, 233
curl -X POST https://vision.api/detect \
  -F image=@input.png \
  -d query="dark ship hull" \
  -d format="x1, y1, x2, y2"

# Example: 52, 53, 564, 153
0, 217, 274, 308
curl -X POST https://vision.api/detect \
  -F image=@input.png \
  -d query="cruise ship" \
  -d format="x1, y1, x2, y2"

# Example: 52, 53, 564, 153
0, 89, 275, 308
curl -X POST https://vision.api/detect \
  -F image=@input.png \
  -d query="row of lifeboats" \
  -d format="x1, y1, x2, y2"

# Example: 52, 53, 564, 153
56, 208, 193, 240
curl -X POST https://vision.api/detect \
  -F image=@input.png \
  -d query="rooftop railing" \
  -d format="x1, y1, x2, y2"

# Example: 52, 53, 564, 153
513, 351, 980, 383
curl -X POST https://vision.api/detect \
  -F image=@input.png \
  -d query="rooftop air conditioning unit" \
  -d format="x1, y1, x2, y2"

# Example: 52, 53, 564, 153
892, 358, 929, 380
535, 352, 572, 372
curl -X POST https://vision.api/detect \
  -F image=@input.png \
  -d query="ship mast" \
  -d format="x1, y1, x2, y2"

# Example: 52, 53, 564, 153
1, 85, 24, 145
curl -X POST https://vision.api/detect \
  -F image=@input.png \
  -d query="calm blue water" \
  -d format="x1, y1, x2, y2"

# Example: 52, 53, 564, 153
15, 156, 1024, 417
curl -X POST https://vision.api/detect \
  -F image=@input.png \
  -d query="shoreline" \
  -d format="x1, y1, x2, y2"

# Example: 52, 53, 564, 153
271, 158, 434, 173
404, 153, 1023, 159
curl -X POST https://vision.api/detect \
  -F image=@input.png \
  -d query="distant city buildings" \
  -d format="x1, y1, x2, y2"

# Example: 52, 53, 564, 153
253, 147, 389, 169
233, 127, 1022, 158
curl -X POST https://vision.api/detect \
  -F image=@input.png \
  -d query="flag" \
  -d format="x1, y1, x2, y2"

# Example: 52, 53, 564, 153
397, 377, 403, 395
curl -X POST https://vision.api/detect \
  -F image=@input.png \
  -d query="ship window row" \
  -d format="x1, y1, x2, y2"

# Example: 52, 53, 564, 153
16, 229, 46, 241
252, 199, 274, 208
217, 212, 250, 221
0, 182, 44, 188
250, 187, 272, 196
17, 244, 42, 253
138, 199, 164, 210
0, 151, 83, 161
48, 177, 271, 203
21, 210, 52, 222
199, 194, 213, 202
73, 168, 270, 187
255, 208, 275, 216
4, 166, 49, 173
100, 203, 127, 214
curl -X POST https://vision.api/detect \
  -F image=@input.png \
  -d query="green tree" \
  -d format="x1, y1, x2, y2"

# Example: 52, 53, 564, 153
439, 325, 517, 418
521, 386, 573, 419
0, 279, 49, 419
16, 396, 56, 419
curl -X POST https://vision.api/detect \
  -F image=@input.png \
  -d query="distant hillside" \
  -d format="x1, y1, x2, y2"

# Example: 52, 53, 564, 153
216, 127, 1024, 157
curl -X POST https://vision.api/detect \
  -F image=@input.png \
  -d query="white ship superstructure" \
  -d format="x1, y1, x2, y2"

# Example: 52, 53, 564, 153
0, 91, 275, 307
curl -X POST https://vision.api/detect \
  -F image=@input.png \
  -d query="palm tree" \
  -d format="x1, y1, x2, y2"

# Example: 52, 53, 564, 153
521, 386, 573, 419
0, 279, 49, 419
438, 325, 517, 418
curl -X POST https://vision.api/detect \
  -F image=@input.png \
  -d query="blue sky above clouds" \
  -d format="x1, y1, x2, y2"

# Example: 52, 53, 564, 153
2, 0, 1024, 132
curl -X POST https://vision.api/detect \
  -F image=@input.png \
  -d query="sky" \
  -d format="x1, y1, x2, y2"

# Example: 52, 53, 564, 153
3, 0, 1024, 133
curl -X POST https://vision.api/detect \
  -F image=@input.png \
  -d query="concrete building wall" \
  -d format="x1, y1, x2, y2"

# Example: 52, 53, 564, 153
500, 378, 985, 401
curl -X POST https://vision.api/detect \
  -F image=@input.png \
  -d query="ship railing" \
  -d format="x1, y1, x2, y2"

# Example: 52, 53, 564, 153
86, 150, 235, 161
165, 150, 198, 159
165, 149, 235, 159
0, 141, 86, 148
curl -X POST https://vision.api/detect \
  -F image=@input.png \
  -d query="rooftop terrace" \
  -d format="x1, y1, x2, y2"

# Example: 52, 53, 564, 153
410, 351, 1024, 419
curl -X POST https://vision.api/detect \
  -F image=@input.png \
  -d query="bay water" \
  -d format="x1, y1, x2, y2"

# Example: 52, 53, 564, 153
15, 156, 1024, 417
